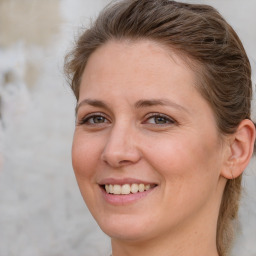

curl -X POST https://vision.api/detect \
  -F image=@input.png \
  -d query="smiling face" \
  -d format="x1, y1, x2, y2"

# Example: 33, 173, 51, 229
72, 40, 228, 246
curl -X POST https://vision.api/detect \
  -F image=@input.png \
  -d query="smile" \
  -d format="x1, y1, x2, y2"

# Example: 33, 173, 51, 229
99, 180, 158, 205
105, 183, 155, 195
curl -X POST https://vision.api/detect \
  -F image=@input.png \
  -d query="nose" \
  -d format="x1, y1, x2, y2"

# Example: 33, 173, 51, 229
101, 123, 141, 168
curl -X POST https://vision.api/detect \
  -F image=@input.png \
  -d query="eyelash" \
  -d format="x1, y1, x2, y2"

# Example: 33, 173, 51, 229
144, 113, 176, 126
77, 112, 176, 127
78, 113, 110, 126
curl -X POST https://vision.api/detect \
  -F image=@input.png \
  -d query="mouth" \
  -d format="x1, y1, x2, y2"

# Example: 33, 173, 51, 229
101, 183, 157, 195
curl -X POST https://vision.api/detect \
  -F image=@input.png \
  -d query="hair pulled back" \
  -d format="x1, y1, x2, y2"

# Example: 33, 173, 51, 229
65, 1, 253, 255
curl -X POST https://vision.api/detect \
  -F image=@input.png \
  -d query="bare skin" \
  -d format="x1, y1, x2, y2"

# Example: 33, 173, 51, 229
72, 40, 255, 256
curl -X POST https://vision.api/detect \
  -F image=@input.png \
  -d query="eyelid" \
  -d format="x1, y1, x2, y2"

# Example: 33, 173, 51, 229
143, 112, 176, 125
76, 111, 176, 126
77, 112, 111, 125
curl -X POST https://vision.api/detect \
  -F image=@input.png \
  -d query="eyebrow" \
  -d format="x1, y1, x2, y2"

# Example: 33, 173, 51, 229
76, 99, 110, 114
134, 99, 189, 113
76, 98, 189, 114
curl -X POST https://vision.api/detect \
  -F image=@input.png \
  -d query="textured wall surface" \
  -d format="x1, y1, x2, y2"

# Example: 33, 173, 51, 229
0, 0, 255, 255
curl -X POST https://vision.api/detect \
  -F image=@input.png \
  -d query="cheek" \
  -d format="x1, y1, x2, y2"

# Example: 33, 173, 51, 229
148, 135, 222, 218
71, 132, 100, 180
144, 132, 221, 189
71, 133, 103, 208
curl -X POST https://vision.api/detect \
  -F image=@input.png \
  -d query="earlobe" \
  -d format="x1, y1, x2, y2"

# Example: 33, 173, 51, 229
221, 119, 255, 179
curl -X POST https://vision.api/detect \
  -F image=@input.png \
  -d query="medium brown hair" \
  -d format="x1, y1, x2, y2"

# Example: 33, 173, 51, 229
64, 1, 253, 255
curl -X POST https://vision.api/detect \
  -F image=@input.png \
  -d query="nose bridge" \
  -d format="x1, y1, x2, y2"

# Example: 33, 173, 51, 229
101, 119, 140, 167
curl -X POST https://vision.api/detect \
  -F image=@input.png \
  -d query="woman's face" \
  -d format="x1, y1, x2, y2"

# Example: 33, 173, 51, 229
72, 40, 227, 242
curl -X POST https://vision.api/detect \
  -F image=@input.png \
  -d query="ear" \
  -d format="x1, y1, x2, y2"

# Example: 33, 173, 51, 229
221, 119, 255, 179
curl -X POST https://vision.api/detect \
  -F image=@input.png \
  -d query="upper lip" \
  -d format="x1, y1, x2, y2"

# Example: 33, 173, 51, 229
98, 177, 157, 186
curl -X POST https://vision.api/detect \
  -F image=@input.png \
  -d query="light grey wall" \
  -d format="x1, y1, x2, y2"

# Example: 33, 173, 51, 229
0, 1, 255, 255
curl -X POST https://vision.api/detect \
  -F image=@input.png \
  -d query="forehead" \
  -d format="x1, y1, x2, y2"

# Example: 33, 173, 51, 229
80, 39, 199, 98
78, 39, 219, 136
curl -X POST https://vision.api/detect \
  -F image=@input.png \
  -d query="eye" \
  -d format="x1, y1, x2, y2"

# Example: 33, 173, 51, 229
78, 113, 110, 125
88, 116, 107, 124
145, 113, 175, 125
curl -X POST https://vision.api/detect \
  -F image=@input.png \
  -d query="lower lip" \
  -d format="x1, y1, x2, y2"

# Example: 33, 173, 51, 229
101, 186, 156, 205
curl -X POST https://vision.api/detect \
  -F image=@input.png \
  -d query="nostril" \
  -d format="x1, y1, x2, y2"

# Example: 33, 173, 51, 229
119, 160, 131, 165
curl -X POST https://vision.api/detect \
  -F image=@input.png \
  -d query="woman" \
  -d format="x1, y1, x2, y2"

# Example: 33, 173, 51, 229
64, 1, 255, 255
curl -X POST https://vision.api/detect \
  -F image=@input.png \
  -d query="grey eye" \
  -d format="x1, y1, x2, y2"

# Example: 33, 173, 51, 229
154, 116, 169, 124
91, 116, 106, 123
147, 115, 174, 125
79, 114, 109, 125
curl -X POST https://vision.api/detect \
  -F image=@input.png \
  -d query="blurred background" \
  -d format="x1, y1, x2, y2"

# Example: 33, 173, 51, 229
0, 0, 255, 255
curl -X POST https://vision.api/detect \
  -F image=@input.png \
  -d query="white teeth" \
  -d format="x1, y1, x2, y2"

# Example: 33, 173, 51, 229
121, 184, 130, 195
138, 184, 145, 192
104, 183, 153, 195
113, 185, 121, 194
145, 184, 150, 190
131, 184, 139, 193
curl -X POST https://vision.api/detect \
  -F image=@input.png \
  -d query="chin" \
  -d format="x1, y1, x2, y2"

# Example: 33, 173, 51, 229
96, 213, 156, 241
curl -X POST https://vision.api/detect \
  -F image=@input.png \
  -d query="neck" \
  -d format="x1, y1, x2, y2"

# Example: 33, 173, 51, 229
112, 234, 218, 256
111, 203, 220, 256
111, 230, 219, 256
